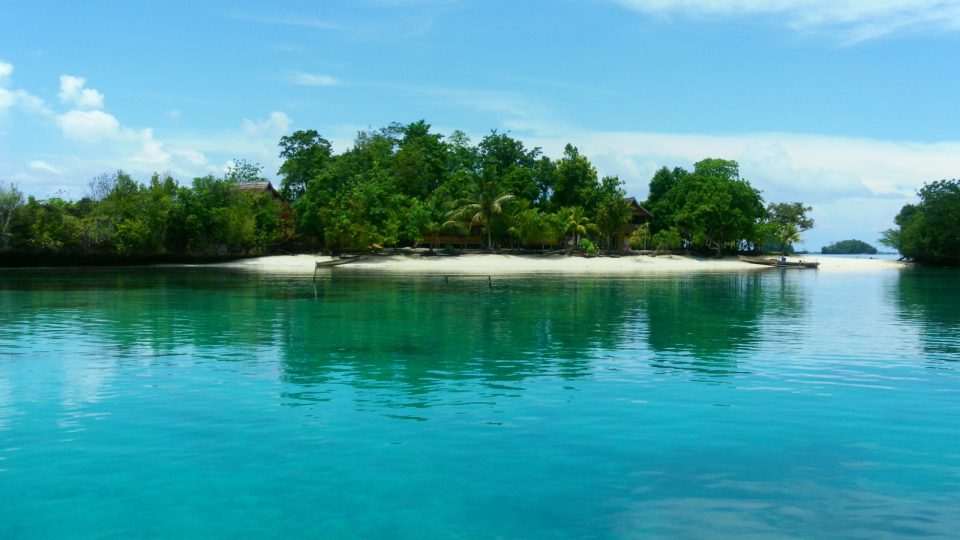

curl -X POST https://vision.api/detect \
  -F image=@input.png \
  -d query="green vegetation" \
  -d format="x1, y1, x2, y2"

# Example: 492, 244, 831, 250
1, 120, 816, 262
643, 159, 813, 256
0, 166, 292, 261
821, 239, 877, 255
881, 179, 960, 264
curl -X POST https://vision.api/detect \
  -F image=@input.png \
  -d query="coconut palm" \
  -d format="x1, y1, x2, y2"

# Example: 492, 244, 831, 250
509, 206, 560, 249
776, 223, 802, 253
445, 174, 514, 249
558, 206, 597, 250
628, 223, 651, 250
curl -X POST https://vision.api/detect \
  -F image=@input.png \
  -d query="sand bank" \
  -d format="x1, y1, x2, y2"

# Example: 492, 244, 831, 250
215, 253, 908, 275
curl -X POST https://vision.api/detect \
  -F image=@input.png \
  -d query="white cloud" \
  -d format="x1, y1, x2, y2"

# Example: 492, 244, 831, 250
56, 109, 121, 141
0, 62, 49, 114
28, 160, 65, 175
609, 0, 960, 42
525, 130, 958, 200
131, 128, 171, 165
58, 75, 105, 109
289, 72, 340, 86
230, 14, 342, 31
521, 129, 960, 247
0, 88, 48, 114
165, 109, 182, 122
173, 148, 208, 167
1, 71, 293, 197
242, 111, 291, 136
0, 87, 14, 110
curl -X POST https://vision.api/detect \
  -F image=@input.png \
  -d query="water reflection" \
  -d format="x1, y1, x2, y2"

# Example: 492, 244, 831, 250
0, 268, 816, 405
644, 272, 807, 376
280, 276, 645, 398
891, 269, 960, 360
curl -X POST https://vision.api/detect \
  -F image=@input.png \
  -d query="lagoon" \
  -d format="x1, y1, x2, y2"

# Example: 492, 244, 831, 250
1, 268, 959, 538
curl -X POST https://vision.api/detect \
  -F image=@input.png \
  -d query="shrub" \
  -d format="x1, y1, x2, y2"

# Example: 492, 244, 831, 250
580, 238, 597, 254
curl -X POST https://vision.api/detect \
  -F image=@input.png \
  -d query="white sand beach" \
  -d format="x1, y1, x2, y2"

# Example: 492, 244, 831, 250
215, 253, 909, 275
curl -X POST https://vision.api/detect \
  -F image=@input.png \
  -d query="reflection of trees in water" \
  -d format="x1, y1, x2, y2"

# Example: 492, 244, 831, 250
0, 269, 299, 363
892, 269, 960, 360
0, 269, 813, 400
0, 270, 647, 401
643, 272, 807, 376
280, 276, 646, 400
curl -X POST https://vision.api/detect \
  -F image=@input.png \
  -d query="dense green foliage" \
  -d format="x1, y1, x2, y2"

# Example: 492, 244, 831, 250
282, 121, 633, 252
643, 159, 811, 256
761, 202, 815, 254
3, 120, 817, 261
822, 239, 877, 255
0, 182, 24, 251
881, 179, 960, 264
0, 167, 293, 260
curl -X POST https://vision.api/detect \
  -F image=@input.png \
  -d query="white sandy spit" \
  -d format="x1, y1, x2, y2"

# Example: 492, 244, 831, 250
214, 253, 908, 275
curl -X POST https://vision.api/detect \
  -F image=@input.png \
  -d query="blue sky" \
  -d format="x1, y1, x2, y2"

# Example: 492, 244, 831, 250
2, 0, 960, 249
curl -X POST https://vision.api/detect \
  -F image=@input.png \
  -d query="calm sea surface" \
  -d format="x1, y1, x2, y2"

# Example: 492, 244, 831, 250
1, 267, 958, 539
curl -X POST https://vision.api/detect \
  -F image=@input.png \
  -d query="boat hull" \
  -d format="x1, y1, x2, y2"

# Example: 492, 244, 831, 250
739, 256, 819, 269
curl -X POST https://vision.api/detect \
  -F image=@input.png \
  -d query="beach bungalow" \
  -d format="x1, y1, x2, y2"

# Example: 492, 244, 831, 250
611, 197, 653, 250
235, 181, 284, 202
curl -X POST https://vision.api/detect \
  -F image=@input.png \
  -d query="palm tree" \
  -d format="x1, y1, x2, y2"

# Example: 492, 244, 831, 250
776, 223, 802, 253
628, 223, 651, 250
558, 206, 596, 250
445, 174, 514, 250
509, 206, 559, 250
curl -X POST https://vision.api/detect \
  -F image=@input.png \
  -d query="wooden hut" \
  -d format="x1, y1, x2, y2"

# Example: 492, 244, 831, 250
235, 181, 284, 202
611, 197, 653, 250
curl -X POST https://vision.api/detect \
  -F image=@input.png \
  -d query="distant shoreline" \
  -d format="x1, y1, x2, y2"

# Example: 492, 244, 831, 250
210, 253, 910, 275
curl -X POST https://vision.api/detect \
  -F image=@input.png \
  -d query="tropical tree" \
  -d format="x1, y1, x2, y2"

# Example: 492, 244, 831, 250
277, 130, 333, 201
225, 159, 267, 184
558, 206, 596, 249
476, 131, 541, 204
656, 159, 766, 256
551, 144, 598, 210
446, 174, 515, 249
508, 204, 559, 249
0, 182, 24, 251
881, 179, 960, 264
628, 223, 651, 250
821, 239, 877, 255
593, 176, 633, 250
392, 120, 447, 199
652, 228, 683, 253
765, 202, 814, 253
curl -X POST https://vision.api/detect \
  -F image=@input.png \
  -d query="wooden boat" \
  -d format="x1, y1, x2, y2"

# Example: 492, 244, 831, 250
315, 255, 362, 268
314, 255, 363, 282
739, 255, 820, 269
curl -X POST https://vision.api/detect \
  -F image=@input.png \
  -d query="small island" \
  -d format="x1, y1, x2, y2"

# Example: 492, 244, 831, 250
0, 122, 819, 266
821, 239, 878, 255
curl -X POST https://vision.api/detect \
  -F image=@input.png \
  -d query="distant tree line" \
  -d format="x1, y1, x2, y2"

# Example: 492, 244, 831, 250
0, 120, 816, 262
821, 239, 877, 255
881, 179, 960, 265
0, 162, 292, 262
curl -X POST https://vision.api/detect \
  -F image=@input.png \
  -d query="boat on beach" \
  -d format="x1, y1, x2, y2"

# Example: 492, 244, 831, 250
315, 255, 363, 268
739, 255, 820, 269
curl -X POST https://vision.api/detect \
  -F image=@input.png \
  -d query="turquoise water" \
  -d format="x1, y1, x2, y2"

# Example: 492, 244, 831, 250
1, 267, 959, 539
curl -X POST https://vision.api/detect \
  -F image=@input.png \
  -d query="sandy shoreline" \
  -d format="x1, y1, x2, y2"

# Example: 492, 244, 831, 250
213, 253, 909, 275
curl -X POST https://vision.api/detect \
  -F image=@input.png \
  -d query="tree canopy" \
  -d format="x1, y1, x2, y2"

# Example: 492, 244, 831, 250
3, 120, 817, 262
644, 158, 766, 256
822, 239, 877, 255
881, 179, 960, 264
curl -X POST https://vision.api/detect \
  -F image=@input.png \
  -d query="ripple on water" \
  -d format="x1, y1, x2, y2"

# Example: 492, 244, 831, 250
1, 268, 959, 538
